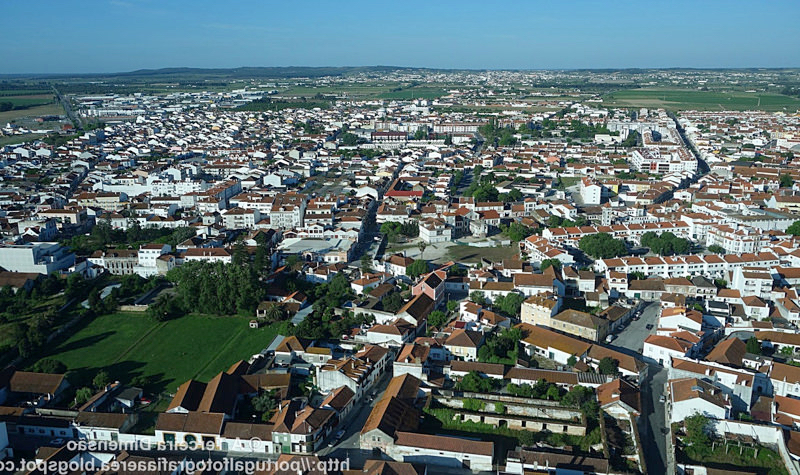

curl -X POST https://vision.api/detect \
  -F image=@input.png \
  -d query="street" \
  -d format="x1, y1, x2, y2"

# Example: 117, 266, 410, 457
611, 301, 660, 355
608, 301, 670, 474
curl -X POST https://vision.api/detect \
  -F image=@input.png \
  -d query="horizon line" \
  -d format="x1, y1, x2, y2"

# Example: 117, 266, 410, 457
3, 64, 800, 77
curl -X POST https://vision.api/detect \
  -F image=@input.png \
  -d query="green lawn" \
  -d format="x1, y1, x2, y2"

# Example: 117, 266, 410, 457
40, 312, 283, 393
603, 88, 800, 112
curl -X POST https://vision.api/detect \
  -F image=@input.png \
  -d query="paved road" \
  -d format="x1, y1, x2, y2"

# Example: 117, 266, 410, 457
611, 301, 660, 354
608, 301, 670, 474
639, 364, 668, 475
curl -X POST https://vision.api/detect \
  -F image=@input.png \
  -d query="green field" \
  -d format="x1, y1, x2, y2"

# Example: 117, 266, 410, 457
0, 133, 47, 147
0, 89, 53, 97
447, 244, 519, 263
1, 94, 56, 108
40, 312, 283, 393
376, 87, 447, 100
278, 85, 397, 98
0, 102, 65, 124
603, 88, 800, 112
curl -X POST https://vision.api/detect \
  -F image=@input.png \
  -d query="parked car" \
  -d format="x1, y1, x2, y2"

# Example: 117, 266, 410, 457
659, 395, 666, 403
646, 324, 654, 330
605, 334, 616, 343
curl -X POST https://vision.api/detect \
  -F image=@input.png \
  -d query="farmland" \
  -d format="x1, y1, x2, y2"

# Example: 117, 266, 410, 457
603, 88, 800, 112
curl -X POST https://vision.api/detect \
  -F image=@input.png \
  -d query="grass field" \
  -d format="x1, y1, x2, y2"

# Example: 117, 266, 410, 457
0, 133, 47, 147
603, 88, 800, 112
0, 102, 65, 123
40, 312, 283, 393
1, 94, 56, 108
447, 244, 520, 263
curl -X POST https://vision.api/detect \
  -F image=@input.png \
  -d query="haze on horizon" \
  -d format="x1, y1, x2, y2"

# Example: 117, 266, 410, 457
2, 0, 799, 75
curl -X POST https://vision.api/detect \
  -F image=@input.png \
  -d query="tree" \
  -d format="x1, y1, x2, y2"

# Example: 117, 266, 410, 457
260, 302, 285, 323
788, 220, 800, 236
360, 254, 373, 274
684, 414, 710, 447
382, 292, 404, 313
340, 132, 359, 146
417, 241, 427, 260
641, 231, 691, 256
493, 293, 525, 318
707, 244, 725, 254
579, 233, 627, 259
74, 387, 94, 407
406, 259, 428, 280
505, 222, 531, 241
428, 310, 448, 329
746, 337, 762, 355
546, 385, 561, 401
470, 291, 486, 306
540, 259, 562, 271
0, 101, 13, 112
32, 359, 66, 374
93, 370, 111, 390
446, 300, 459, 313
598, 357, 619, 375
456, 371, 497, 393
567, 355, 577, 367
251, 391, 278, 421
780, 174, 794, 188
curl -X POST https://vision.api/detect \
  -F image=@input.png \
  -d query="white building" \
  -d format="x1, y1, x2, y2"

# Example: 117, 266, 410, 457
0, 242, 76, 274
669, 377, 731, 423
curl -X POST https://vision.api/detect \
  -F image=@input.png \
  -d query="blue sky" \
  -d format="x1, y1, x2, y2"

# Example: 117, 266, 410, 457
2, 0, 798, 74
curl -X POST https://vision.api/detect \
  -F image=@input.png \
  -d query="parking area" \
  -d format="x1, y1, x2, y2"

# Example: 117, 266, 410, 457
611, 301, 660, 354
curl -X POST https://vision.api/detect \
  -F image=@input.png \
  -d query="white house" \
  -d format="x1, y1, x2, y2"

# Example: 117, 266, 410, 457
642, 334, 693, 367
669, 377, 731, 424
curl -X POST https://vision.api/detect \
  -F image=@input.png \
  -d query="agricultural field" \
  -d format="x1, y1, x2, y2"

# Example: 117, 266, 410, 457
38, 312, 284, 393
603, 88, 800, 112
376, 86, 447, 100
0, 90, 65, 129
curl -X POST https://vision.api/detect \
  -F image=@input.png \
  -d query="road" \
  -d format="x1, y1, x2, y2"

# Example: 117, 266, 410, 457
52, 86, 82, 129
611, 301, 659, 354
607, 301, 669, 474
317, 370, 392, 463
639, 364, 669, 475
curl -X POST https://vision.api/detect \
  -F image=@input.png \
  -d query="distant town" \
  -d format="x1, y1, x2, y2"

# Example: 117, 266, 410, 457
1, 67, 800, 474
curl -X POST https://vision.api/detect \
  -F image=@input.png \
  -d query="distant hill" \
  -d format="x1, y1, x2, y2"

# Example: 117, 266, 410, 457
0, 66, 440, 81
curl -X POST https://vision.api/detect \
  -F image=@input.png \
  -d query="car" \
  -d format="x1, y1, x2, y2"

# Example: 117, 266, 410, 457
659, 395, 666, 403
646, 324, 654, 330
334, 429, 346, 441
605, 334, 616, 343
